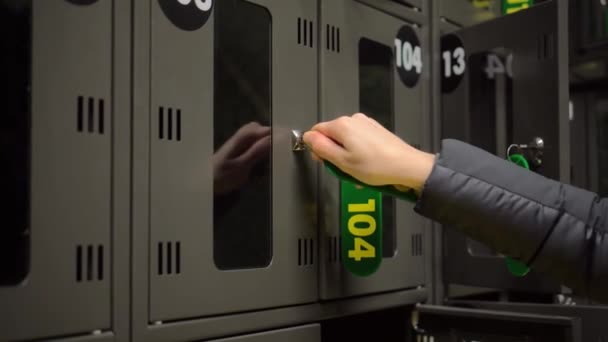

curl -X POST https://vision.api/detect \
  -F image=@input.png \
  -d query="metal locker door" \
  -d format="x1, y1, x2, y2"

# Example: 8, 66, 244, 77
207, 324, 320, 342
145, 0, 318, 322
319, 0, 427, 300
0, 0, 113, 340
440, 1, 568, 293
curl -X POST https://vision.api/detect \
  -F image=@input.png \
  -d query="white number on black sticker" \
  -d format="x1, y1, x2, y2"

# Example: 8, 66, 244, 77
395, 25, 422, 88
441, 34, 466, 93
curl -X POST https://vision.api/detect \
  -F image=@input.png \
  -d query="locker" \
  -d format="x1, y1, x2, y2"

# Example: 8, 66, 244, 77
0, 0, 113, 340
140, 0, 318, 322
319, 0, 427, 300
439, 1, 568, 293
206, 324, 320, 342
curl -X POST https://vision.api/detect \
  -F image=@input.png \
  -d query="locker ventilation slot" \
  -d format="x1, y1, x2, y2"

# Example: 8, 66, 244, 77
298, 238, 315, 266
326, 25, 341, 53
157, 241, 181, 275
328, 236, 342, 263
411, 233, 423, 256
538, 33, 554, 60
158, 106, 182, 141
297, 18, 314, 48
77, 96, 105, 134
76, 244, 104, 282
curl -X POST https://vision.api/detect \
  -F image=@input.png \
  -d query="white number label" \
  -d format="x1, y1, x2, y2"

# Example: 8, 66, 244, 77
395, 38, 422, 74
177, 0, 212, 11
443, 47, 466, 78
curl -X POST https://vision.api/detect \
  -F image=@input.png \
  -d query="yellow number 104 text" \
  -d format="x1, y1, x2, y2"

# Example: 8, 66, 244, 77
347, 199, 377, 261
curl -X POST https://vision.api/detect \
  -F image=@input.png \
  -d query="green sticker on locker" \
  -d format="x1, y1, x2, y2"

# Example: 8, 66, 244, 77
504, 153, 532, 277
340, 180, 383, 277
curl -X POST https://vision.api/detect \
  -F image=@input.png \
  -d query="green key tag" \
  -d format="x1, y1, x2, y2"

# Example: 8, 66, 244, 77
504, 153, 532, 277
341, 180, 383, 277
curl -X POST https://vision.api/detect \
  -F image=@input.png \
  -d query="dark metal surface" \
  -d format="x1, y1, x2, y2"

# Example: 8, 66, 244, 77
440, 0, 568, 294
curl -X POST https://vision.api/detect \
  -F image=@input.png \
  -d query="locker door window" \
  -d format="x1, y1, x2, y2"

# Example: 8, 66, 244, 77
358, 38, 396, 258
468, 50, 514, 156
467, 50, 515, 259
0, 0, 31, 286
596, 101, 608, 196
580, 0, 608, 48
213, 0, 272, 270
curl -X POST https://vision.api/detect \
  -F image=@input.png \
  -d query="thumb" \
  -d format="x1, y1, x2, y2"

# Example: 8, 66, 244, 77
303, 131, 346, 166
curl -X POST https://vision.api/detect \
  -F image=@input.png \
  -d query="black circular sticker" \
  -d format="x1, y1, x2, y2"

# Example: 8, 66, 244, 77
395, 25, 422, 88
66, 0, 99, 4
158, 0, 213, 31
441, 34, 466, 93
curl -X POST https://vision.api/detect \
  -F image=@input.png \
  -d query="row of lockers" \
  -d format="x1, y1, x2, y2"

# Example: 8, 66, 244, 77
1, 0, 431, 341
1, 0, 569, 340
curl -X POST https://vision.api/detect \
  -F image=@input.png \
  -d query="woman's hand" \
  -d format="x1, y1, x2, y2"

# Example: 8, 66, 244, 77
303, 113, 435, 192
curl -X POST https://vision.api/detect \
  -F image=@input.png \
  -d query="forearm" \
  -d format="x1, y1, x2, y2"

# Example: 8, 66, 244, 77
414, 139, 608, 302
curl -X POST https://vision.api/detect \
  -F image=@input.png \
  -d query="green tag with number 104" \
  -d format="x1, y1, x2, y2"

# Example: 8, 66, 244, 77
341, 180, 383, 277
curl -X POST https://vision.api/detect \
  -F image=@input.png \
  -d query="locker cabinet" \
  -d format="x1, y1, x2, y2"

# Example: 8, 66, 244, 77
207, 324, 320, 342
0, 0, 114, 340
319, 0, 427, 300
134, 0, 318, 323
439, 1, 568, 293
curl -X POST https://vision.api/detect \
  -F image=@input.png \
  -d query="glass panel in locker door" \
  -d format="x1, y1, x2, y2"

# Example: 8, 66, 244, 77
466, 50, 515, 259
468, 50, 514, 156
580, 0, 608, 47
358, 38, 396, 258
0, 0, 31, 286
213, 0, 272, 270
595, 100, 608, 196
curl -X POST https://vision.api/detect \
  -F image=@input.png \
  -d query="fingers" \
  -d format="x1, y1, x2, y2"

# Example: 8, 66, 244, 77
220, 122, 271, 158
364, 116, 384, 130
234, 122, 271, 143
310, 116, 351, 145
234, 134, 271, 166
303, 130, 347, 166
352, 113, 368, 121
353, 112, 386, 131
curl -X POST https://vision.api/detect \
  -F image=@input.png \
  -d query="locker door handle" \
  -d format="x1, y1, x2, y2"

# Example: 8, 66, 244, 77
291, 130, 308, 151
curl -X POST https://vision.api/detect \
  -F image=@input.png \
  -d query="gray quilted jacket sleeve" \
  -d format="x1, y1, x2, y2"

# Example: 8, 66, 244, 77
415, 139, 608, 302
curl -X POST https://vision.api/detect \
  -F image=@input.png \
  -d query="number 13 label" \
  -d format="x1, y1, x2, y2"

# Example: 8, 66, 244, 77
441, 34, 466, 93
442, 47, 465, 78
341, 181, 383, 277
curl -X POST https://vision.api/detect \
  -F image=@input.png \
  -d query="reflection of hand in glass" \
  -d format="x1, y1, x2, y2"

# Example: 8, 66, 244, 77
213, 122, 271, 196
